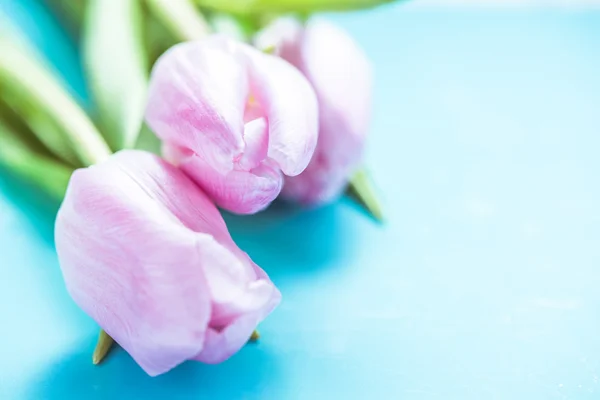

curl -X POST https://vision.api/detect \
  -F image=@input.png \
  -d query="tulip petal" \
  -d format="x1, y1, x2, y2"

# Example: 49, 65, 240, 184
194, 313, 261, 364
194, 290, 281, 364
302, 20, 372, 144
57, 155, 211, 375
254, 17, 304, 65
56, 150, 280, 376
243, 46, 319, 176
258, 19, 372, 205
174, 145, 284, 214
146, 36, 319, 213
194, 234, 278, 325
146, 38, 248, 174
238, 117, 269, 171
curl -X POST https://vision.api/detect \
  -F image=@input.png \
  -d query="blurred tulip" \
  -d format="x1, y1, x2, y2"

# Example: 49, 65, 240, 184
255, 18, 373, 206
145, 36, 318, 214
55, 150, 281, 376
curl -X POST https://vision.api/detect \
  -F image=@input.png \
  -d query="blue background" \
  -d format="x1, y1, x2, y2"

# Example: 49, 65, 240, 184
1, 0, 600, 398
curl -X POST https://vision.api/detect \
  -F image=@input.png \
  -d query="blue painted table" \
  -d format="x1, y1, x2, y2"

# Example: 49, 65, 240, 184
1, 1, 600, 398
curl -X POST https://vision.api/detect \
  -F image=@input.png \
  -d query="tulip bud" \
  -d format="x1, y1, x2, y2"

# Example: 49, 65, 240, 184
55, 150, 281, 376
255, 19, 378, 210
145, 36, 319, 214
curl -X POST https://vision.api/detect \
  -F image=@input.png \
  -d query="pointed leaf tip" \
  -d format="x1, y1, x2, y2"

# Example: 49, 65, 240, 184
347, 167, 384, 222
92, 329, 115, 365
249, 329, 260, 342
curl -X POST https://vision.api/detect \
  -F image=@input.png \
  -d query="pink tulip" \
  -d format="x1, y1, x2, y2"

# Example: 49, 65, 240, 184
55, 150, 281, 376
255, 19, 373, 205
145, 36, 319, 214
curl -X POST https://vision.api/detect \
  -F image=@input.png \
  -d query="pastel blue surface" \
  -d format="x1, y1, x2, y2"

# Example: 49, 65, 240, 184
1, 1, 600, 399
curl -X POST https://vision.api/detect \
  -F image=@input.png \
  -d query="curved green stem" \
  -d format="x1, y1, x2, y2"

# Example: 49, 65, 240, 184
0, 36, 111, 166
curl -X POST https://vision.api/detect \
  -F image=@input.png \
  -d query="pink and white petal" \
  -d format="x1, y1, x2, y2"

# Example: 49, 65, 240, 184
243, 47, 319, 177
253, 17, 305, 67
210, 278, 278, 328
194, 314, 260, 364
112, 151, 282, 323
194, 290, 281, 364
237, 117, 269, 171
200, 235, 279, 326
265, 20, 372, 205
195, 235, 281, 327
112, 150, 232, 242
282, 149, 355, 205
178, 153, 283, 214
146, 38, 249, 174
57, 150, 283, 374
302, 20, 372, 144
56, 151, 215, 376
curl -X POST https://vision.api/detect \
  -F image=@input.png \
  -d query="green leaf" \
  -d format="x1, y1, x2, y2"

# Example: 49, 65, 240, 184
84, 0, 148, 151
0, 31, 76, 166
0, 102, 55, 157
347, 167, 384, 222
145, 0, 210, 42
0, 36, 111, 167
194, 0, 396, 14
0, 106, 73, 199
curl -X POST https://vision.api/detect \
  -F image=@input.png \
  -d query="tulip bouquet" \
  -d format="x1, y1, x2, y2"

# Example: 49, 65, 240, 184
0, 0, 390, 376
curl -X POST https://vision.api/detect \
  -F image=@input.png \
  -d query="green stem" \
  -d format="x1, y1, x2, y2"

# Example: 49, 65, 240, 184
145, 0, 210, 42
0, 105, 72, 198
0, 36, 111, 166
84, 0, 148, 151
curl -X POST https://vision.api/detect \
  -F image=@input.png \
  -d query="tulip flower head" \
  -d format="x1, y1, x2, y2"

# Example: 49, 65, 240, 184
145, 36, 319, 214
255, 18, 373, 205
55, 150, 281, 376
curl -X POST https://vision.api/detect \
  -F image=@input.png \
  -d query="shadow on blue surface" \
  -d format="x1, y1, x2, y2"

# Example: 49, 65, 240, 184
28, 342, 283, 399
224, 199, 361, 280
